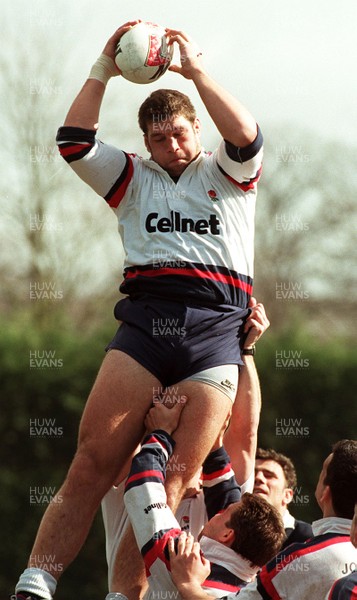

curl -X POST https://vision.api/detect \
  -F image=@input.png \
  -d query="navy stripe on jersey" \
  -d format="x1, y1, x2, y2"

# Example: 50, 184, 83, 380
258, 533, 351, 598
224, 125, 263, 164
328, 571, 357, 600
120, 262, 253, 308
125, 431, 174, 493
56, 126, 95, 163
202, 447, 241, 519
204, 562, 247, 593
218, 163, 263, 192
104, 152, 133, 208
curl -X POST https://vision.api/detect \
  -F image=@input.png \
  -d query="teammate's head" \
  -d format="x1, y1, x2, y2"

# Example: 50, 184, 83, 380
254, 448, 297, 515
315, 439, 357, 519
200, 492, 285, 567
138, 89, 197, 134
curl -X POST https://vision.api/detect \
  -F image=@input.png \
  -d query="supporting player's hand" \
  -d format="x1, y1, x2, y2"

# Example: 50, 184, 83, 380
166, 29, 205, 80
144, 396, 187, 435
243, 297, 270, 349
168, 532, 211, 597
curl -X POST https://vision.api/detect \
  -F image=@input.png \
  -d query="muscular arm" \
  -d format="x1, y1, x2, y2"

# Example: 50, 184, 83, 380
223, 299, 269, 487
223, 355, 261, 487
192, 71, 257, 147
167, 29, 257, 147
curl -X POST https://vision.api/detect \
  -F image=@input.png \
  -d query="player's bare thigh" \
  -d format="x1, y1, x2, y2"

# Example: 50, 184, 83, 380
77, 349, 161, 476
163, 379, 232, 509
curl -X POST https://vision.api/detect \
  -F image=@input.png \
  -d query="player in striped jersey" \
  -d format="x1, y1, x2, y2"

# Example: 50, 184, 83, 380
123, 396, 284, 599
103, 299, 268, 596
14, 22, 263, 600
326, 503, 357, 600
169, 440, 357, 599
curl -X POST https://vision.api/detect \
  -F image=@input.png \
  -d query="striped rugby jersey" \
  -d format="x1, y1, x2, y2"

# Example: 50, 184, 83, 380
221, 517, 356, 600
123, 430, 260, 598
56, 127, 263, 307
101, 464, 254, 588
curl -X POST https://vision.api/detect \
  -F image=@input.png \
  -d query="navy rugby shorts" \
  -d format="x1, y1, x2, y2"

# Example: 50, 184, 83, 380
105, 296, 250, 389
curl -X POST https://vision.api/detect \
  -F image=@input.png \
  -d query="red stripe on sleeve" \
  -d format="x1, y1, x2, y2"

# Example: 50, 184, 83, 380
107, 155, 134, 208
58, 143, 92, 158
202, 464, 233, 481
126, 469, 164, 486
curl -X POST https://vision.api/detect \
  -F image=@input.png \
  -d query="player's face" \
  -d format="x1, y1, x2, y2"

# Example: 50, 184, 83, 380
254, 459, 292, 514
144, 115, 201, 177
199, 502, 238, 543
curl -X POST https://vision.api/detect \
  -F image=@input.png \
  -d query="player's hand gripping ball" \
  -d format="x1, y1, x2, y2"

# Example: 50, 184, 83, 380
115, 22, 174, 84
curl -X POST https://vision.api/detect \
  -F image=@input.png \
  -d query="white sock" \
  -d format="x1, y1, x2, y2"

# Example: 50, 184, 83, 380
15, 567, 57, 599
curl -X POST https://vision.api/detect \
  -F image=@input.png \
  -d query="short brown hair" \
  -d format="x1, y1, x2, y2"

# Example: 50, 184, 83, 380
324, 439, 357, 519
227, 493, 285, 567
138, 89, 197, 134
256, 448, 297, 489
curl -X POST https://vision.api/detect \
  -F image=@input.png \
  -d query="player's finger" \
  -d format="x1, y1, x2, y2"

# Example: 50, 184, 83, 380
177, 532, 188, 554
167, 536, 176, 555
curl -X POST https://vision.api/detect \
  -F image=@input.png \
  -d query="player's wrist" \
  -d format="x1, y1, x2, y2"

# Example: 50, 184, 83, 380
88, 53, 119, 86
242, 344, 256, 356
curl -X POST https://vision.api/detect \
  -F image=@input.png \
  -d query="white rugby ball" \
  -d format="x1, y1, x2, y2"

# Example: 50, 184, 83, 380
115, 22, 174, 84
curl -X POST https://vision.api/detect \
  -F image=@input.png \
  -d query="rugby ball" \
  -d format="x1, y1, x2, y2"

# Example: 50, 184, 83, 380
115, 22, 174, 84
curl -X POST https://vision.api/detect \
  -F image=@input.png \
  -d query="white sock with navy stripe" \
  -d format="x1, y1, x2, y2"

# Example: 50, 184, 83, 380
15, 568, 57, 599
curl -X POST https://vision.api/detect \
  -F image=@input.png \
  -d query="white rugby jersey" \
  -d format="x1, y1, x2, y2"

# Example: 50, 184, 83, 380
56, 126, 263, 307
222, 517, 356, 600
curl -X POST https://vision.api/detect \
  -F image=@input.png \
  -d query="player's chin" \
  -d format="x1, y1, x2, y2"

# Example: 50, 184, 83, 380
166, 161, 189, 177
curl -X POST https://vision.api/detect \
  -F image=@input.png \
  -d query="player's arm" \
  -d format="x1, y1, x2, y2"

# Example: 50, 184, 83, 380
167, 29, 257, 147
223, 299, 269, 488
63, 21, 139, 129
124, 400, 186, 559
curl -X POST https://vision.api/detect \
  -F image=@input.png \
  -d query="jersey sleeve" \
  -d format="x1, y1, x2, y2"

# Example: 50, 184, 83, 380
216, 125, 263, 191
56, 126, 134, 209
201, 446, 241, 519
123, 430, 182, 573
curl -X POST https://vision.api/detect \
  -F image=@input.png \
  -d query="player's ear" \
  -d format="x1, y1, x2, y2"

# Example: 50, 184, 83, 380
193, 117, 201, 135
218, 526, 235, 547
144, 134, 151, 153
284, 487, 294, 506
